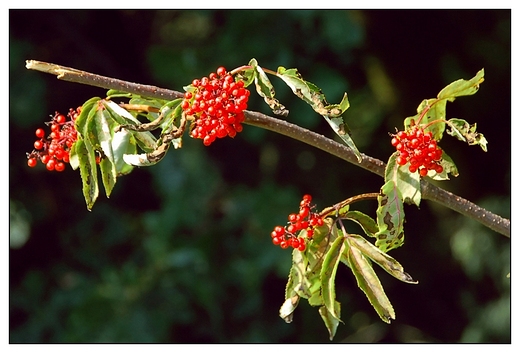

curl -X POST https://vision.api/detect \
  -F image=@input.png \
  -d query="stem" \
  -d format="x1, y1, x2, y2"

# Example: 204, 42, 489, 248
25, 60, 510, 238
319, 193, 380, 218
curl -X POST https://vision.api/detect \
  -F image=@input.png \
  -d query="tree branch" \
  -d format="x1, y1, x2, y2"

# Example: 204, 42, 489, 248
25, 60, 510, 238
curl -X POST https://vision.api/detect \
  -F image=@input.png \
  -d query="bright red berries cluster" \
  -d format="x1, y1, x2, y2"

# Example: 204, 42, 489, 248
26, 107, 80, 172
391, 126, 444, 177
271, 194, 325, 252
182, 66, 250, 146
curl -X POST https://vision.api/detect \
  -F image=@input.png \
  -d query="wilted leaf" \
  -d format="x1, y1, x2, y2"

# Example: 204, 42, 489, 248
249, 58, 288, 116
447, 118, 488, 152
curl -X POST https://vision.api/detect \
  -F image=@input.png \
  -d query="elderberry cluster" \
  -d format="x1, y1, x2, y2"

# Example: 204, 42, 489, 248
391, 126, 444, 176
26, 107, 80, 172
271, 194, 325, 252
181, 66, 250, 146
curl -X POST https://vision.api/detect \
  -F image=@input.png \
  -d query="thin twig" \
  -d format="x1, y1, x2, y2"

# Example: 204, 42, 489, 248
25, 60, 510, 238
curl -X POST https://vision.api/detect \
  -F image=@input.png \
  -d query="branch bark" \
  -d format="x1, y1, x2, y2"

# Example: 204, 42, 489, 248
25, 60, 510, 238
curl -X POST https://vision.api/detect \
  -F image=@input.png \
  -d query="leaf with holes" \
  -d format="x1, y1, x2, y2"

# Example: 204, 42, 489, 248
375, 180, 405, 253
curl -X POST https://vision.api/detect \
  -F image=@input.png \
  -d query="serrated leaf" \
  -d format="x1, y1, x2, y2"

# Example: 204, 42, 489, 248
344, 210, 379, 238
98, 158, 116, 198
75, 97, 101, 138
385, 152, 421, 206
437, 68, 485, 101
249, 58, 288, 116
345, 243, 395, 323
74, 139, 99, 211
319, 304, 341, 340
320, 234, 346, 321
347, 234, 418, 284
447, 118, 488, 152
375, 180, 405, 253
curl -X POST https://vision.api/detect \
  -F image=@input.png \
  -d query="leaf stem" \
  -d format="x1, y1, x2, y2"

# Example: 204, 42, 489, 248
25, 60, 510, 238
319, 193, 380, 218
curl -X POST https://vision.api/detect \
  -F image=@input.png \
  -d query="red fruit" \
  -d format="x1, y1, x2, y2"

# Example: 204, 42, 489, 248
35, 128, 45, 138
34, 140, 44, 150
27, 157, 37, 167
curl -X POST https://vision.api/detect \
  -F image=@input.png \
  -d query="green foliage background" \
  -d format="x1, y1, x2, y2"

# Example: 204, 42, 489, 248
9, 10, 510, 343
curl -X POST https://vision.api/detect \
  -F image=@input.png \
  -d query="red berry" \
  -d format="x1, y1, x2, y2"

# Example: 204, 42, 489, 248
34, 140, 44, 150
46, 159, 56, 171
27, 157, 37, 167
35, 128, 45, 138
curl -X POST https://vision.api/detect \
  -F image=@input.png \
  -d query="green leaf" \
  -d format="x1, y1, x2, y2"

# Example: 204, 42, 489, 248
344, 210, 378, 238
249, 58, 288, 116
344, 242, 395, 323
75, 97, 101, 138
446, 118, 488, 152
437, 68, 485, 101
320, 233, 346, 320
375, 180, 405, 253
347, 234, 418, 284
319, 304, 341, 340
276, 66, 361, 161
74, 139, 99, 211
98, 157, 116, 198
385, 152, 421, 206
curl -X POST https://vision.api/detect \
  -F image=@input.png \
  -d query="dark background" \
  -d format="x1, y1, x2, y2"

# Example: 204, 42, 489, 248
9, 10, 510, 343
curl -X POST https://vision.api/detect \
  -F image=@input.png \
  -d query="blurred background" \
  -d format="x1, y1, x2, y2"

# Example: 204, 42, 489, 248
9, 10, 510, 343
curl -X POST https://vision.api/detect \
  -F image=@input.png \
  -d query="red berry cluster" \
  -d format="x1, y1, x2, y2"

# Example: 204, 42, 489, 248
271, 194, 325, 252
182, 66, 250, 146
26, 107, 81, 172
391, 126, 444, 177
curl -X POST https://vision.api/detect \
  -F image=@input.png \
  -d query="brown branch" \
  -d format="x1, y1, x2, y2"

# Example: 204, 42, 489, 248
25, 60, 510, 238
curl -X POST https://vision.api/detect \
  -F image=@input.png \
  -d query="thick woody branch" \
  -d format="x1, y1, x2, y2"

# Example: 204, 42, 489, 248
25, 60, 510, 238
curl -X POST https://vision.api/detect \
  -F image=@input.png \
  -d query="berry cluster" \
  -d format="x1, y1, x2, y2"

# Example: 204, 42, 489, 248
271, 194, 325, 252
182, 66, 250, 146
27, 107, 80, 172
391, 126, 444, 177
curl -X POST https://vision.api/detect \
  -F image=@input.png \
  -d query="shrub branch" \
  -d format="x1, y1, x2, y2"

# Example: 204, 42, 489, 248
25, 60, 510, 238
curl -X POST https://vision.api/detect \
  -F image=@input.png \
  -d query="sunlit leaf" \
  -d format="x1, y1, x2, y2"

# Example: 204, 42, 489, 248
375, 180, 405, 253
249, 58, 288, 116
276, 66, 361, 161
437, 68, 485, 100
110, 129, 135, 175
385, 152, 421, 206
